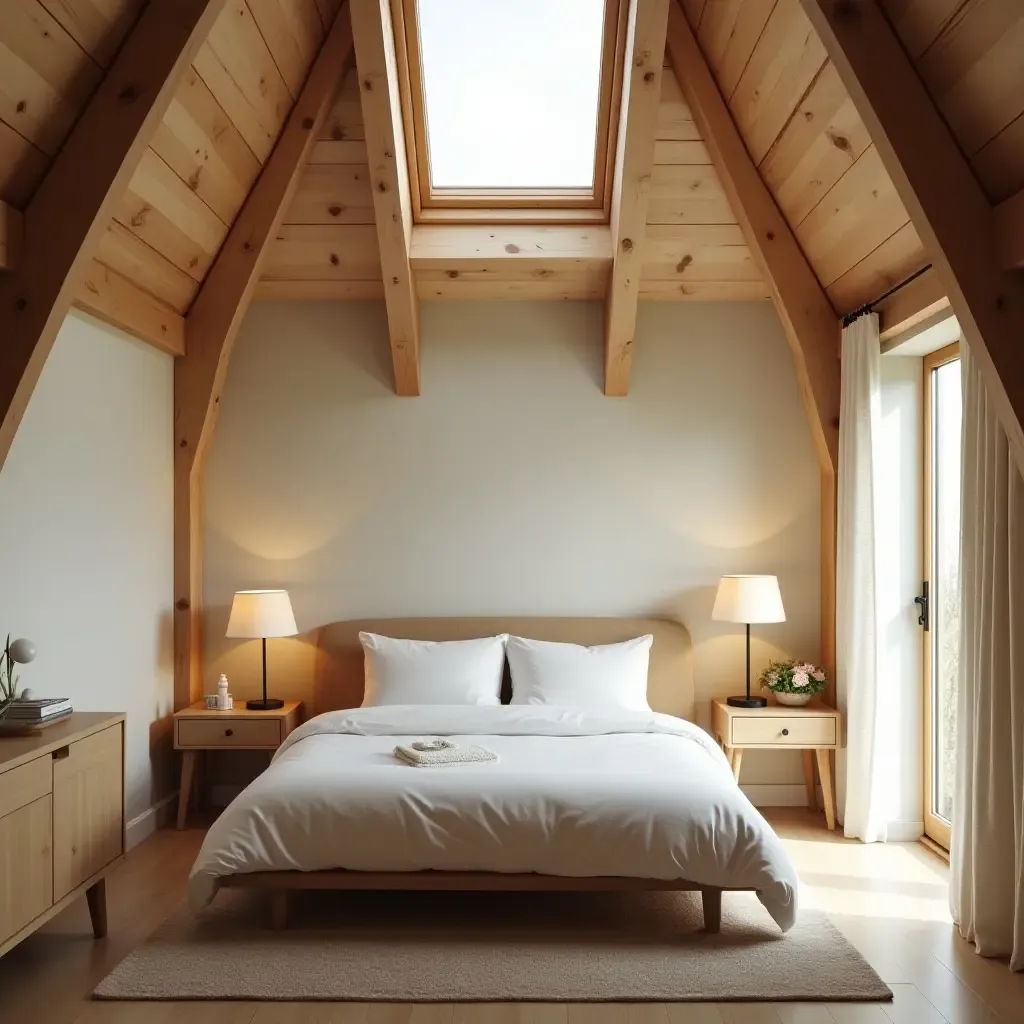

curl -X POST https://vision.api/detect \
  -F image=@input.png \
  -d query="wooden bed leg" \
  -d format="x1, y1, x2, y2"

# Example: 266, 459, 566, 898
701, 888, 722, 934
270, 890, 288, 931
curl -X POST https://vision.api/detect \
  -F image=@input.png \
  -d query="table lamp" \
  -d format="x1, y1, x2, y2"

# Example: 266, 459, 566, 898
712, 575, 786, 708
226, 589, 297, 710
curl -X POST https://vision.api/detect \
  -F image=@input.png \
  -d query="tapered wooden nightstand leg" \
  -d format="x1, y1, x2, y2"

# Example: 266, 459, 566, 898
730, 748, 743, 784
86, 879, 107, 938
177, 750, 196, 830
802, 749, 817, 810
815, 748, 836, 830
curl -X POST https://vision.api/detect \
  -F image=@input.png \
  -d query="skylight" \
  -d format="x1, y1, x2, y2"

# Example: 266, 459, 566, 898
399, 0, 624, 216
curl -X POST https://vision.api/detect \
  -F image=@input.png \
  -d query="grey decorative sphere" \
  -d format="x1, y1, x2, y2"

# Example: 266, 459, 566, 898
9, 638, 37, 664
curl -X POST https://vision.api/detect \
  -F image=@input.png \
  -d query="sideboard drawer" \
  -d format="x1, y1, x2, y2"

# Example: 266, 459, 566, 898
176, 717, 281, 749
732, 715, 836, 747
0, 755, 52, 819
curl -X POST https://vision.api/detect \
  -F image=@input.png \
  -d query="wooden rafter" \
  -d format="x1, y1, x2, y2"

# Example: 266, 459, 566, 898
351, 0, 420, 396
800, 0, 1024, 471
173, 5, 355, 710
0, 0, 228, 469
604, 0, 669, 397
665, 0, 841, 685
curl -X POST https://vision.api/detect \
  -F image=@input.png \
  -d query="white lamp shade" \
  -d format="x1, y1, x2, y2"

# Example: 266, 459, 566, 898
712, 575, 786, 624
226, 590, 298, 639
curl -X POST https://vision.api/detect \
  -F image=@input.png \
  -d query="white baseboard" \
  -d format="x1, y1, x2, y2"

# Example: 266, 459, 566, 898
885, 820, 925, 842
126, 792, 178, 850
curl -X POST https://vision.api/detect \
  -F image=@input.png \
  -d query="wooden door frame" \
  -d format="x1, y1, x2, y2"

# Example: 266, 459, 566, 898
922, 340, 960, 850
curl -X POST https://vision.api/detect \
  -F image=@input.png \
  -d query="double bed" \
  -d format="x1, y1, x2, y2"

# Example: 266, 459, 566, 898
188, 618, 799, 934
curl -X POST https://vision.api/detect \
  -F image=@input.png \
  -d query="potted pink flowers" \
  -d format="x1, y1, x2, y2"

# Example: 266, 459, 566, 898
759, 659, 827, 706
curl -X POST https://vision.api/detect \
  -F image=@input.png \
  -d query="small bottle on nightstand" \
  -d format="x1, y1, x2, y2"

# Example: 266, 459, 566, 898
216, 674, 232, 710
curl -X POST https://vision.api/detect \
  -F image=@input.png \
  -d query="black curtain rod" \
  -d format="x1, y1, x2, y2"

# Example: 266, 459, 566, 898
841, 263, 934, 328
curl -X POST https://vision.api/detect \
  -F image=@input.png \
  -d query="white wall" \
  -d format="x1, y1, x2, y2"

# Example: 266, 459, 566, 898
0, 312, 174, 845
204, 300, 823, 796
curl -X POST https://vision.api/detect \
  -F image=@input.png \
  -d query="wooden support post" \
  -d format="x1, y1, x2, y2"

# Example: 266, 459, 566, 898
173, 5, 355, 710
0, 0, 228, 470
351, 0, 420, 396
603, 0, 669, 396
666, 0, 841, 687
0, 201, 22, 271
800, 0, 1024, 476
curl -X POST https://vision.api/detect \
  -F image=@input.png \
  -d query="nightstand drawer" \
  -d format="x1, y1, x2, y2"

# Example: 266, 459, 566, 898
176, 718, 281, 748
732, 715, 836, 746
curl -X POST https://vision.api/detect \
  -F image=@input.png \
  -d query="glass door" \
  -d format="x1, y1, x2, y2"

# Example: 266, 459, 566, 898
923, 343, 961, 849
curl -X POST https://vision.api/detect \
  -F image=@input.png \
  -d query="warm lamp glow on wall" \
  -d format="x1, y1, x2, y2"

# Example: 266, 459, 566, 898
226, 589, 297, 710
712, 575, 786, 709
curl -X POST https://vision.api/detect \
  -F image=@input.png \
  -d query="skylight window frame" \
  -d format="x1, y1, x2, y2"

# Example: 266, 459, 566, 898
393, 0, 628, 223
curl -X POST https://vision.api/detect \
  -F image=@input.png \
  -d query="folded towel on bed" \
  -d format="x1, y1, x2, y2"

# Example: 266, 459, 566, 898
393, 738, 498, 767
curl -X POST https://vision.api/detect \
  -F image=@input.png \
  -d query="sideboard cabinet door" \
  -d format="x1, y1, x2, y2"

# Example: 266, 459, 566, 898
0, 795, 53, 945
52, 725, 124, 901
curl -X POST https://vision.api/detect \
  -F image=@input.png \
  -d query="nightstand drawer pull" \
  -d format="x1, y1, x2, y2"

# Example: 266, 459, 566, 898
176, 718, 281, 748
781, 728, 789, 736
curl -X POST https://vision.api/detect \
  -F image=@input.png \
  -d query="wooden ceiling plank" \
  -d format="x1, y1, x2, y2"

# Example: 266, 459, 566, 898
604, 0, 670, 397
800, 0, 1024, 472
283, 162, 375, 224
667, 0, 839, 473
972, 109, 1024, 205
262, 222, 381, 280
0, 0, 104, 154
175, 2, 353, 710
255, 277, 382, 299
0, 0, 227, 468
247, 0, 324, 97
150, 66, 262, 226
351, 0, 420, 396
73, 258, 185, 355
698, 0, 777, 102
995, 188, 1024, 270
38, 0, 147, 68
640, 279, 771, 300
729, 0, 828, 166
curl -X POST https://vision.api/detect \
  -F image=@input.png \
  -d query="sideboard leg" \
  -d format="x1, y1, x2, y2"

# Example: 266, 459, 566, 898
86, 878, 108, 939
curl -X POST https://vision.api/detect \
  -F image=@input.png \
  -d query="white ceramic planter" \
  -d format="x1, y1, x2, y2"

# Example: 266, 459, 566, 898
773, 691, 813, 706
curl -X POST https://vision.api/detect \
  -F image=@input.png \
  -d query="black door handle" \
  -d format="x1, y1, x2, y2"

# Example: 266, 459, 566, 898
915, 581, 929, 631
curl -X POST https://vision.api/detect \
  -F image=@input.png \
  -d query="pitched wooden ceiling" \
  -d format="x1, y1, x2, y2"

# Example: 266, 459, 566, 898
0, 0, 1021, 331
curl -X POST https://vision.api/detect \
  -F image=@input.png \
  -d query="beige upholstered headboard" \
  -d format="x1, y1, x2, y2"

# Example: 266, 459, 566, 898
313, 617, 694, 720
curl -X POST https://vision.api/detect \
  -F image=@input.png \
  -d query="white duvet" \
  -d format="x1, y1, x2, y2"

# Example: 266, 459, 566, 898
189, 706, 799, 930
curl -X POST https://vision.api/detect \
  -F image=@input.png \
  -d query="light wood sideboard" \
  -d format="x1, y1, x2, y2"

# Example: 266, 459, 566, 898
0, 712, 125, 958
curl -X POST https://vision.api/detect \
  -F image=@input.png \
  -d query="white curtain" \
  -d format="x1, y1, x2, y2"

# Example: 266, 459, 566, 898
837, 312, 888, 842
950, 341, 1024, 971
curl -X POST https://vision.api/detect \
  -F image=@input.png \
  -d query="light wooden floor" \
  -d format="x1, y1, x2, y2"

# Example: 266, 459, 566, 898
0, 809, 1020, 1024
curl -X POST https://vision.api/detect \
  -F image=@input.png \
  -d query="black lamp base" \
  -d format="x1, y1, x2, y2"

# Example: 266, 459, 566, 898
246, 697, 284, 711
727, 695, 768, 708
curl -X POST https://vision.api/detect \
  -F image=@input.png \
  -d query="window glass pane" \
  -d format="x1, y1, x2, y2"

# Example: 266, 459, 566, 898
931, 359, 961, 824
416, 0, 607, 189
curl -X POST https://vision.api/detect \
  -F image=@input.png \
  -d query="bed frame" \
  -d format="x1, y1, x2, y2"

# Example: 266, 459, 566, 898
219, 617, 739, 935
222, 871, 735, 933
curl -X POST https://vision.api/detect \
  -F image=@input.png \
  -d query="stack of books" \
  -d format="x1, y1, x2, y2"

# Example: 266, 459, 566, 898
3, 698, 73, 728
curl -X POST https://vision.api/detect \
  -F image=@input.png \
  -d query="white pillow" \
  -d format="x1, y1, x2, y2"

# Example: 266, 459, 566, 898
359, 632, 508, 707
507, 634, 653, 711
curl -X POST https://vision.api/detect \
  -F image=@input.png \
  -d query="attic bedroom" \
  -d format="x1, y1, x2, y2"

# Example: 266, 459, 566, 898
0, 0, 1022, 1019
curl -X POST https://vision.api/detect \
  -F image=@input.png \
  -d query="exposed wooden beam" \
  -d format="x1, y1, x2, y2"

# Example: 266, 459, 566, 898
174, 6, 355, 711
74, 260, 185, 356
0, 0, 228, 469
351, 0, 420, 396
410, 226, 614, 265
0, 202, 23, 271
604, 0, 669, 397
665, 0, 841, 689
996, 188, 1024, 270
877, 266, 949, 341
800, 0, 1024, 472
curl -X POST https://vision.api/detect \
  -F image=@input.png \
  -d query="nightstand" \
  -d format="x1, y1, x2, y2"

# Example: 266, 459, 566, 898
173, 700, 302, 829
711, 698, 841, 831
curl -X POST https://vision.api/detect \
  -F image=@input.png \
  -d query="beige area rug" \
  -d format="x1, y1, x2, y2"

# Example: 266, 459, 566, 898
94, 888, 891, 1003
